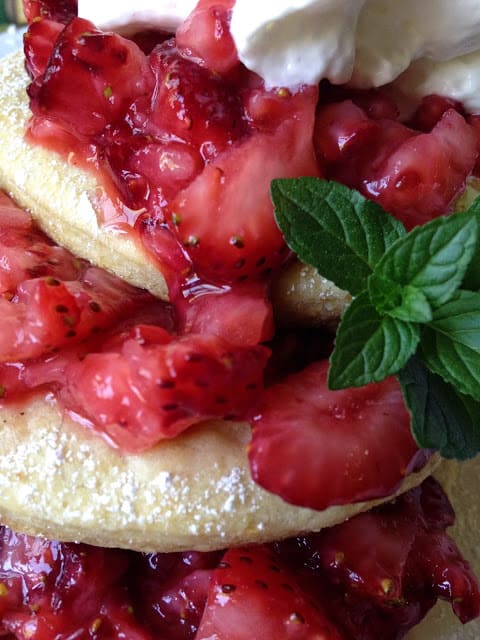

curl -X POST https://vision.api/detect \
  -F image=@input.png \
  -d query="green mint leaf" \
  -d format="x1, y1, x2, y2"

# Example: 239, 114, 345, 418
461, 195, 480, 290
368, 273, 432, 323
373, 208, 478, 308
271, 177, 405, 295
328, 291, 420, 389
429, 290, 480, 349
399, 355, 480, 460
421, 291, 480, 401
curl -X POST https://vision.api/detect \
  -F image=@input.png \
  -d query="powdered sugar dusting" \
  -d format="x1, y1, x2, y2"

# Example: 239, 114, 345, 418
0, 398, 277, 550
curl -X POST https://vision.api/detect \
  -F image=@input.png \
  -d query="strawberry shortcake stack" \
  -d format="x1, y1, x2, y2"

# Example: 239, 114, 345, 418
0, 1, 477, 638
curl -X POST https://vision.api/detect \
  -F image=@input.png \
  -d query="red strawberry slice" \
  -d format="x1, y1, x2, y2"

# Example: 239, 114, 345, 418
0, 191, 81, 293
315, 98, 478, 229
0, 194, 157, 361
58, 327, 269, 451
196, 545, 343, 639
168, 86, 319, 284
0, 267, 153, 362
249, 360, 423, 510
146, 39, 248, 157
366, 109, 478, 228
176, 0, 238, 75
24, 18, 64, 80
279, 478, 480, 639
28, 18, 154, 139
131, 551, 222, 638
0, 527, 150, 640
23, 0, 77, 23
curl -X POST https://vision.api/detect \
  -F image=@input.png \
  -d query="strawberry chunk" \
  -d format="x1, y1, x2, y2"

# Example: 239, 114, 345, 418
295, 478, 480, 638
0, 527, 150, 639
23, 18, 64, 80
131, 551, 222, 638
0, 268, 154, 362
0, 192, 156, 362
58, 327, 269, 451
249, 360, 423, 510
315, 98, 478, 229
146, 39, 248, 158
23, 0, 77, 23
178, 281, 274, 347
0, 191, 80, 292
366, 109, 478, 228
28, 18, 155, 139
196, 546, 343, 640
168, 86, 319, 284
176, 0, 238, 75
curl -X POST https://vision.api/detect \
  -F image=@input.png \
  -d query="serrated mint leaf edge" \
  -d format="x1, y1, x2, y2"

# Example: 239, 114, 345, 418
373, 209, 478, 308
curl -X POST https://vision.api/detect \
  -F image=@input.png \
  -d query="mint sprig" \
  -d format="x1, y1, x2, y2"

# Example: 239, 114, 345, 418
272, 177, 480, 459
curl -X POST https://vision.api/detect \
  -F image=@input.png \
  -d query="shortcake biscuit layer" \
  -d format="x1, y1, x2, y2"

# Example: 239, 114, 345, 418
0, 394, 439, 552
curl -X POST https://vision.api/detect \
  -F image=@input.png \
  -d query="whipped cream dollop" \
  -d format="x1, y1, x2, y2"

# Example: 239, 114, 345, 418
77, 0, 198, 33
77, 0, 480, 113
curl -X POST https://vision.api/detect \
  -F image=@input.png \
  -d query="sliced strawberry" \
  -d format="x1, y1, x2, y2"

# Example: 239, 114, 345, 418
196, 545, 343, 640
0, 267, 153, 362
366, 109, 478, 228
146, 39, 248, 156
168, 85, 319, 284
314, 100, 385, 165
23, 0, 77, 23
0, 187, 165, 363
296, 478, 480, 638
249, 360, 423, 510
131, 551, 222, 639
177, 280, 274, 347
176, 0, 238, 75
0, 191, 81, 293
24, 18, 64, 80
58, 327, 268, 451
408, 94, 465, 132
28, 18, 154, 139
315, 98, 478, 229
0, 527, 151, 639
